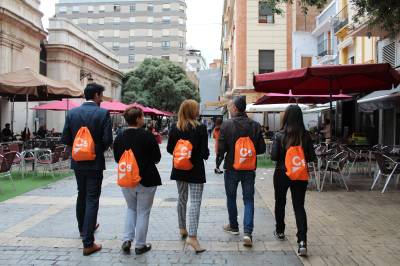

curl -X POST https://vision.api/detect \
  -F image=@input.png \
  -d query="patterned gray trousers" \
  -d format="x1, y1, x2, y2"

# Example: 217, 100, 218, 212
176, 181, 204, 237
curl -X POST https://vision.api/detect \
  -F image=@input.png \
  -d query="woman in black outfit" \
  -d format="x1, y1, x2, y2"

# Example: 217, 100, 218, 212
113, 107, 161, 255
271, 105, 316, 256
167, 99, 209, 253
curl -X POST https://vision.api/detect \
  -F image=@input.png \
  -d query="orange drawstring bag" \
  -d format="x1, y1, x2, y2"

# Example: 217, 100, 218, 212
233, 137, 256, 170
72, 127, 96, 161
173, 139, 193, 170
285, 146, 309, 181
117, 149, 141, 188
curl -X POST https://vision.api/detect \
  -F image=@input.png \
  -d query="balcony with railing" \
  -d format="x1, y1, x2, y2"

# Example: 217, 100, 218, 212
333, 5, 348, 33
317, 39, 334, 57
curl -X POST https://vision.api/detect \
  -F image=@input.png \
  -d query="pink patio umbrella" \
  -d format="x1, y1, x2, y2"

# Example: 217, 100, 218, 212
146, 107, 166, 116
101, 100, 128, 113
254, 90, 352, 105
162, 111, 174, 117
128, 103, 155, 115
31, 99, 80, 111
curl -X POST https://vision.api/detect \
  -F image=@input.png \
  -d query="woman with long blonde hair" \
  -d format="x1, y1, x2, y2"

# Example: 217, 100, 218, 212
167, 100, 209, 253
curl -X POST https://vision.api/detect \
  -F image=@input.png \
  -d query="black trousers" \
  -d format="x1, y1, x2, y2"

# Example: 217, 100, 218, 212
216, 155, 223, 169
74, 170, 103, 248
273, 168, 308, 243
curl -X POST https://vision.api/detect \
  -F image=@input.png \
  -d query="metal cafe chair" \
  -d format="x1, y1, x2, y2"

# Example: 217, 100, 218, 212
371, 152, 400, 193
0, 151, 17, 192
320, 151, 349, 192
36, 146, 64, 179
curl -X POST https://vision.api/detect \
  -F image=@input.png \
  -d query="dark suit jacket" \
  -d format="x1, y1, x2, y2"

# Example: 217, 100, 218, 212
62, 102, 113, 171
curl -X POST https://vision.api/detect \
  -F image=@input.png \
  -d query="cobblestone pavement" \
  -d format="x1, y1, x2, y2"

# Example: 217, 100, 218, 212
0, 141, 301, 266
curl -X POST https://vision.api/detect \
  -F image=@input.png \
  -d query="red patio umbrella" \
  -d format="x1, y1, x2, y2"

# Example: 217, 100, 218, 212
254, 90, 352, 105
254, 63, 400, 95
100, 100, 128, 113
254, 63, 400, 138
31, 99, 80, 111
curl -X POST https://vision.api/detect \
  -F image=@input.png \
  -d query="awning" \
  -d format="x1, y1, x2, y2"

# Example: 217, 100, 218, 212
358, 85, 400, 112
246, 103, 309, 113
203, 100, 228, 108
0, 68, 83, 101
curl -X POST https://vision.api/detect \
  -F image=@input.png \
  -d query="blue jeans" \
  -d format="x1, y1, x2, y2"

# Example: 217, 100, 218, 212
224, 170, 256, 235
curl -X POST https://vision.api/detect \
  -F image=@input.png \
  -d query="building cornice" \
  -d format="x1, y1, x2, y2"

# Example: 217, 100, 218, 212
45, 44, 123, 80
48, 18, 119, 66
0, 32, 25, 51
0, 7, 47, 39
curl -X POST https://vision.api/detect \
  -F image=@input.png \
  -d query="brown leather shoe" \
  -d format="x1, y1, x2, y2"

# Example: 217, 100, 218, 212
83, 243, 102, 256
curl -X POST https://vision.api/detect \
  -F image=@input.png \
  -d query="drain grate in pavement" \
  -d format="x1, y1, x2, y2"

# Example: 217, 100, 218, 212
163, 197, 178, 202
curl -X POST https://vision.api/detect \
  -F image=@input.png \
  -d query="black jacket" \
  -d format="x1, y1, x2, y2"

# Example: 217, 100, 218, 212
218, 113, 266, 171
271, 130, 317, 170
167, 123, 209, 183
62, 102, 113, 171
113, 128, 162, 187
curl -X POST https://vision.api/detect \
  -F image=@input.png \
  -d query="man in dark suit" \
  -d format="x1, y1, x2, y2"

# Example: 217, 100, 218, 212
62, 83, 113, 256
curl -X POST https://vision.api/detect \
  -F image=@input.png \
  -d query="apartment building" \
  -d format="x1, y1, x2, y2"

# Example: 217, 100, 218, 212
311, 0, 339, 65
55, 0, 187, 72
333, 0, 377, 65
221, 0, 319, 102
186, 49, 207, 72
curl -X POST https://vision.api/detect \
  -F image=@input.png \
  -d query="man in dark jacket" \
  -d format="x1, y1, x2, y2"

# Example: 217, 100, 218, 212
62, 83, 113, 256
218, 95, 266, 248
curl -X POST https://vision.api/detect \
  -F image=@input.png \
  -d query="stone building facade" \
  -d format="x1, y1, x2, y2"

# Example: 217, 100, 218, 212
0, 0, 47, 133
45, 18, 123, 131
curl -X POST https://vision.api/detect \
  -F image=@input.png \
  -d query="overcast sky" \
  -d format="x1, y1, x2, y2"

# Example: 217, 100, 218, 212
39, 0, 223, 65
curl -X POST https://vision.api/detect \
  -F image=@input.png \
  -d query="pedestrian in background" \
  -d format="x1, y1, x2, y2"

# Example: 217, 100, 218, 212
62, 83, 113, 256
218, 96, 266, 247
213, 117, 223, 174
167, 99, 209, 253
271, 105, 316, 256
206, 119, 213, 138
113, 107, 161, 255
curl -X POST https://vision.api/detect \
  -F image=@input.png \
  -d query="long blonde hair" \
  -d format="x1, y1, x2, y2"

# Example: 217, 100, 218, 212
177, 99, 200, 131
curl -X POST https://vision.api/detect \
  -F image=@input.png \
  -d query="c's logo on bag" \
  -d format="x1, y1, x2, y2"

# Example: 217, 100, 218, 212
239, 148, 253, 163
73, 138, 88, 154
118, 162, 132, 178
176, 146, 191, 161
291, 155, 305, 173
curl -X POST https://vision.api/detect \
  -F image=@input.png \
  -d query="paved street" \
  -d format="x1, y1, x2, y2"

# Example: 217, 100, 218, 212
2, 140, 400, 265
0, 141, 300, 266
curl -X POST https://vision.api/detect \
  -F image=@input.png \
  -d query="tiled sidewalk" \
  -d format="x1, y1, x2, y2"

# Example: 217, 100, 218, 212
2, 140, 399, 265
256, 168, 400, 265
0, 142, 301, 266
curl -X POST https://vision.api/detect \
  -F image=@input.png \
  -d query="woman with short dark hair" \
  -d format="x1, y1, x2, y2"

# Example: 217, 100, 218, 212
271, 105, 316, 257
113, 107, 161, 255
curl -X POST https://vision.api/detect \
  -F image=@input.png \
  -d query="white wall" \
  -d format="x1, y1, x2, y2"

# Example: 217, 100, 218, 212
292, 32, 318, 69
